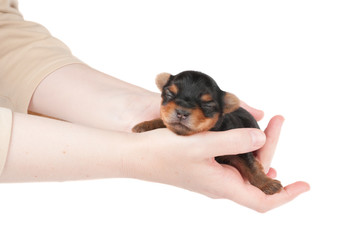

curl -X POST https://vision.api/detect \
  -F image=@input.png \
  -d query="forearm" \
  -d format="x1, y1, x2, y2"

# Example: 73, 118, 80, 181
0, 112, 137, 182
28, 63, 160, 132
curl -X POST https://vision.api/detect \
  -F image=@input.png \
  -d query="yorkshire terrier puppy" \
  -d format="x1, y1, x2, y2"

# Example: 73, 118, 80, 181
132, 71, 282, 195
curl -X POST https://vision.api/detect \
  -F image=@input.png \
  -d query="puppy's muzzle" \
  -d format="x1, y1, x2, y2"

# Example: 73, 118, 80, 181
175, 108, 190, 120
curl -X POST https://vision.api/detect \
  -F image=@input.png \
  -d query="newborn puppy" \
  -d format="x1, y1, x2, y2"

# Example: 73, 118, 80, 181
132, 71, 282, 195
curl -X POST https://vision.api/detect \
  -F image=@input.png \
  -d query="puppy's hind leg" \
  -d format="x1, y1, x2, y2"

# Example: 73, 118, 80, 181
217, 154, 283, 195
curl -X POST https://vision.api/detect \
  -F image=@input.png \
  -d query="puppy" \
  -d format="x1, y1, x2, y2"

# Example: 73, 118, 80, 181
132, 71, 282, 195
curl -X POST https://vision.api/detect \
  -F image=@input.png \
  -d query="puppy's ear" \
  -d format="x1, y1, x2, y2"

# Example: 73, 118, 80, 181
155, 72, 172, 91
223, 92, 241, 114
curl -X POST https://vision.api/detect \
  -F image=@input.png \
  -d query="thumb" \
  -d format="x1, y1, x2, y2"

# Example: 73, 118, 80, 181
190, 128, 266, 158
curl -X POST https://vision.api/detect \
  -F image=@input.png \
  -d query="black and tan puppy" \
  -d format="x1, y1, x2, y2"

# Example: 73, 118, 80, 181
132, 71, 282, 195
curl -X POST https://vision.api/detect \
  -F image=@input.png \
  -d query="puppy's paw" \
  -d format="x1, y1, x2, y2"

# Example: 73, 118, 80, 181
132, 122, 148, 133
132, 119, 166, 133
260, 179, 283, 195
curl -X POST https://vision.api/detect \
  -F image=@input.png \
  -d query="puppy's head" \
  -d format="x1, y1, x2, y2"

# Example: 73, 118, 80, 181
156, 71, 240, 135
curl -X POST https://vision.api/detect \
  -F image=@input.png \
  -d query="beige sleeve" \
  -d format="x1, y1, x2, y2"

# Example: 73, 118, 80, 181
0, 0, 83, 113
0, 107, 12, 176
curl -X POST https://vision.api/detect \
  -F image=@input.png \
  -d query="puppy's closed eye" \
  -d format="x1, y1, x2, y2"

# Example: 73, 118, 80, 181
201, 100, 216, 109
201, 101, 218, 117
164, 88, 175, 100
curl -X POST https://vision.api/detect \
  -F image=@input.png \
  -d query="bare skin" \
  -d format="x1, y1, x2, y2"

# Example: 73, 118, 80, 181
1, 63, 309, 212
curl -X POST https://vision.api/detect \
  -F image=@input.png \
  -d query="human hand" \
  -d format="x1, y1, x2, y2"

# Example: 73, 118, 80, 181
128, 115, 310, 212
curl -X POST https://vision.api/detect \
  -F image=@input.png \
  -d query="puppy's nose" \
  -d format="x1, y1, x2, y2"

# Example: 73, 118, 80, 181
176, 109, 190, 120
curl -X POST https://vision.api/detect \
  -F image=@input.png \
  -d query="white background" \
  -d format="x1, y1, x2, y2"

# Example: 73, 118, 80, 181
1, 0, 360, 239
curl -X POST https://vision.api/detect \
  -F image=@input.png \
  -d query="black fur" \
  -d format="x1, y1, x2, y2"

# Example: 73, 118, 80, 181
212, 107, 260, 168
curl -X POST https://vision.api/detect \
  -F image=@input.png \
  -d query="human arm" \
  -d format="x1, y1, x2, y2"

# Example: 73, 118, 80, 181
0, 111, 133, 182
0, 109, 264, 183
0, 111, 309, 212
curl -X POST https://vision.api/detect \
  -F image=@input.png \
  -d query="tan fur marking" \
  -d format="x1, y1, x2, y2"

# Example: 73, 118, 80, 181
168, 84, 178, 94
160, 103, 219, 135
160, 102, 177, 123
200, 94, 212, 102
190, 108, 219, 133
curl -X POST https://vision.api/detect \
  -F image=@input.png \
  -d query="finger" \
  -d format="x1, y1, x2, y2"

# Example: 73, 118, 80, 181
228, 181, 310, 213
266, 167, 277, 178
191, 128, 266, 158
257, 115, 284, 172
257, 181, 311, 213
239, 100, 264, 121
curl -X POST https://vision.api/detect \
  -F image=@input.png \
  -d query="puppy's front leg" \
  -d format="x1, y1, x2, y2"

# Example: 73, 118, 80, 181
132, 118, 166, 133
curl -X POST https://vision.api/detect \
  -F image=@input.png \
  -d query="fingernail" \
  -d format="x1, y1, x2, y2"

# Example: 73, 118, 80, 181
249, 130, 266, 148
